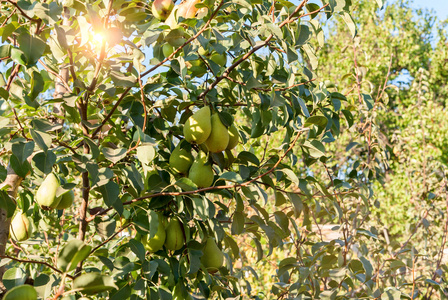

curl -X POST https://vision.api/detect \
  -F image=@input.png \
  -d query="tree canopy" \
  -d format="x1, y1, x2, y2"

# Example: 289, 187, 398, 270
0, 0, 447, 299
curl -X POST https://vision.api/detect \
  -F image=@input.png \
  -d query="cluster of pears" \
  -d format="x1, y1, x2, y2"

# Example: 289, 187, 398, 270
141, 216, 186, 253
169, 106, 239, 188
152, 0, 206, 28
140, 214, 225, 272
35, 173, 75, 210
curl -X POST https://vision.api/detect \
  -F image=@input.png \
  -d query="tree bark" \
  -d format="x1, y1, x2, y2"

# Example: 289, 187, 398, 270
0, 165, 23, 292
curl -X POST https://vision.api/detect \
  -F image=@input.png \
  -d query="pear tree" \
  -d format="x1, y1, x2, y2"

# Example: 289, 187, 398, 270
1, 0, 430, 299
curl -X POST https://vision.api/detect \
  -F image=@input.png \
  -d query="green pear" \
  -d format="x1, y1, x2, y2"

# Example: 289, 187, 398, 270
55, 190, 75, 210
201, 237, 224, 272
184, 106, 211, 144
142, 219, 166, 252
162, 43, 174, 57
152, 0, 174, 21
226, 124, 239, 150
3, 285, 37, 300
169, 141, 194, 174
164, 218, 185, 251
35, 173, 61, 209
204, 113, 229, 153
10, 212, 32, 242
210, 53, 227, 66
188, 152, 214, 188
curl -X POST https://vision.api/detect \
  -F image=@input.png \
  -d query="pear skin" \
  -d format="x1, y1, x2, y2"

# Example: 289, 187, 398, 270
205, 113, 229, 153
165, 0, 200, 29
184, 106, 211, 144
10, 213, 32, 242
35, 173, 61, 209
188, 152, 214, 188
164, 218, 185, 251
152, 0, 174, 21
169, 141, 194, 174
201, 237, 224, 272
226, 124, 239, 150
55, 190, 75, 210
142, 219, 166, 252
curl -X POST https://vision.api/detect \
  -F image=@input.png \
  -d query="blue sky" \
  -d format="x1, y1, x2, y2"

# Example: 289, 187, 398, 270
411, 0, 448, 20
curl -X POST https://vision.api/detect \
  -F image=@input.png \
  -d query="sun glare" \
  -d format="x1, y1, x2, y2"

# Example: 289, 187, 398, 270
92, 31, 105, 47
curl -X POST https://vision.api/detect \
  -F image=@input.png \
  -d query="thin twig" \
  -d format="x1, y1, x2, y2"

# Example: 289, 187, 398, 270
0, 255, 73, 279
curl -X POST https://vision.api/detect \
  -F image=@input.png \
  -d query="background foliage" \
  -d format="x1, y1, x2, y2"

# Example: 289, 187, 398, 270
0, 0, 447, 299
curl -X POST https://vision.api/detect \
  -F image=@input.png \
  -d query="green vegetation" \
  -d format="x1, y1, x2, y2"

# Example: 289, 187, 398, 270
0, 0, 447, 299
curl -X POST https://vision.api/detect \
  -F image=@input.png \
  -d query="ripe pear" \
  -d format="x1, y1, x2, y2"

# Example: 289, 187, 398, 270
226, 124, 239, 150
184, 106, 211, 144
166, 0, 200, 28
188, 152, 214, 188
35, 173, 61, 209
201, 237, 224, 272
204, 113, 229, 153
55, 190, 75, 210
142, 219, 166, 252
164, 218, 185, 251
3, 285, 37, 300
10, 213, 32, 241
152, 0, 174, 21
169, 141, 194, 174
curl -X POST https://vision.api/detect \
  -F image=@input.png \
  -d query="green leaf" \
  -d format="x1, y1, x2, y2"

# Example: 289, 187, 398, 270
2, 267, 26, 290
0, 191, 17, 218
57, 239, 92, 272
340, 12, 357, 38
305, 116, 328, 129
9, 155, 31, 178
99, 181, 120, 207
175, 177, 198, 191
302, 140, 326, 158
288, 193, 303, 217
305, 3, 321, 19
10, 48, 27, 66
297, 97, 310, 117
17, 33, 47, 67
296, 25, 311, 46
359, 256, 373, 281
12, 141, 34, 163
136, 144, 155, 166
30, 129, 51, 152
32, 151, 56, 174
219, 172, 243, 183
302, 44, 318, 70
28, 71, 44, 101
341, 109, 354, 127
123, 164, 144, 195
231, 212, 245, 235
73, 273, 118, 295
102, 147, 127, 164
363, 93, 374, 110
129, 239, 146, 262
375, 0, 384, 9
110, 71, 136, 87
237, 151, 260, 166
381, 288, 401, 300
